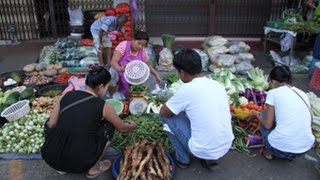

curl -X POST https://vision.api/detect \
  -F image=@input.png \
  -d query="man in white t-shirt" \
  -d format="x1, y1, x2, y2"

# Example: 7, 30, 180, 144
159, 49, 234, 171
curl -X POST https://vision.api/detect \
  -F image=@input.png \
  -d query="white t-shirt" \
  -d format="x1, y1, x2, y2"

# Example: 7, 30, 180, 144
267, 86, 315, 153
166, 77, 234, 160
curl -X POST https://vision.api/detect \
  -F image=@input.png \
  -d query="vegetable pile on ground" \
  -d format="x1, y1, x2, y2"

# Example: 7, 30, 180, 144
111, 115, 170, 150
32, 96, 59, 114
0, 87, 35, 112
0, 111, 49, 153
232, 117, 262, 153
117, 140, 172, 180
203, 35, 255, 75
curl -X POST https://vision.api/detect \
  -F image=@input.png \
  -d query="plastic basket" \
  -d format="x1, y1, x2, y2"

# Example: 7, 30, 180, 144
111, 152, 176, 179
106, 99, 124, 116
124, 60, 150, 85
309, 65, 320, 91
68, 66, 89, 76
37, 84, 68, 97
1, 100, 30, 122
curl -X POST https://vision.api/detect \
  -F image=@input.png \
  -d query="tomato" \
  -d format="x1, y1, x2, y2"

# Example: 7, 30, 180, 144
247, 103, 255, 110
230, 105, 235, 112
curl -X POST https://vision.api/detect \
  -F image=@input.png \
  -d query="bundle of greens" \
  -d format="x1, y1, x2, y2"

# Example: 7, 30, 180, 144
111, 115, 171, 150
161, 34, 175, 49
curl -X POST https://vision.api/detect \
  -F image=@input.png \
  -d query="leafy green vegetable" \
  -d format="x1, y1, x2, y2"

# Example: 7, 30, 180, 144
111, 114, 171, 150
164, 73, 179, 85
129, 85, 150, 93
161, 34, 176, 49
4, 91, 20, 106
19, 87, 34, 100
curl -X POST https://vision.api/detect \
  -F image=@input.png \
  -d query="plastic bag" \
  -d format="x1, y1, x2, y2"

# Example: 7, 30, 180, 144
290, 64, 309, 74
269, 50, 283, 65
227, 41, 250, 54
204, 35, 228, 47
158, 48, 174, 71
207, 46, 229, 55
109, 67, 119, 86
233, 61, 253, 75
193, 48, 209, 71
280, 33, 294, 52
63, 77, 86, 94
209, 54, 237, 67
112, 92, 126, 100
68, 7, 84, 26
145, 43, 157, 68
281, 55, 300, 66
234, 52, 255, 63
80, 57, 99, 66
270, 50, 300, 67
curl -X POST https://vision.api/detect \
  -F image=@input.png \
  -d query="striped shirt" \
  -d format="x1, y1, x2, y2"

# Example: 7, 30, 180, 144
90, 16, 124, 36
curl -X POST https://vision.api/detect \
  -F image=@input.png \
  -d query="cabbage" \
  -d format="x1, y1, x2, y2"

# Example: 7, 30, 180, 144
247, 67, 268, 90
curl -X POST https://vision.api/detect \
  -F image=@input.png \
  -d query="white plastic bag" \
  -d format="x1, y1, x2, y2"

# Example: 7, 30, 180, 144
207, 46, 230, 55
204, 36, 228, 47
280, 33, 294, 52
233, 61, 253, 75
227, 41, 250, 54
281, 55, 300, 66
109, 67, 119, 86
193, 48, 209, 71
158, 48, 174, 71
270, 50, 300, 66
234, 52, 255, 63
68, 7, 84, 26
145, 43, 157, 68
209, 54, 237, 67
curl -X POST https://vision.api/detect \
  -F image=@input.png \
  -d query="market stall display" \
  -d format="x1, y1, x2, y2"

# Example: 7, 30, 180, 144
203, 35, 255, 75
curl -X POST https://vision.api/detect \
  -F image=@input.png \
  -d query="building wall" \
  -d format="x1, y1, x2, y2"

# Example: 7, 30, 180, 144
0, 0, 289, 40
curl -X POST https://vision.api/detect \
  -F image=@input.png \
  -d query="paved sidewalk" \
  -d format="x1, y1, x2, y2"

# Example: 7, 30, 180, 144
0, 41, 319, 180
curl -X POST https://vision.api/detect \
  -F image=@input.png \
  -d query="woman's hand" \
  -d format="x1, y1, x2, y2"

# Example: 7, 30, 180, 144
127, 120, 137, 129
120, 65, 126, 72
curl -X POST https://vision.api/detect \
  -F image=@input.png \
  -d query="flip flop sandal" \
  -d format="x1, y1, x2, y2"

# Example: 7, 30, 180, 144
200, 159, 218, 171
86, 160, 111, 179
262, 149, 273, 160
57, 171, 67, 175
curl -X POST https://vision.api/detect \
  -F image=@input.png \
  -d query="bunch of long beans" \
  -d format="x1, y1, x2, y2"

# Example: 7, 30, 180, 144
111, 114, 171, 150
